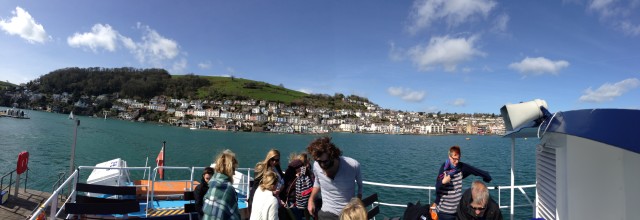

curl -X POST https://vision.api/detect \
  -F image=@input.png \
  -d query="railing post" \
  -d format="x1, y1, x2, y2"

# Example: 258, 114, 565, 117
510, 137, 515, 220
24, 168, 29, 192
49, 191, 58, 220
13, 173, 20, 197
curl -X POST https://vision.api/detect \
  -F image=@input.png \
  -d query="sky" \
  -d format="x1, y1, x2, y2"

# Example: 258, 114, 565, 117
1, 0, 639, 114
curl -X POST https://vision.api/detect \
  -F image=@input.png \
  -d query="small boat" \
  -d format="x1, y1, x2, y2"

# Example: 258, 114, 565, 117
465, 137, 470, 140
68, 111, 74, 120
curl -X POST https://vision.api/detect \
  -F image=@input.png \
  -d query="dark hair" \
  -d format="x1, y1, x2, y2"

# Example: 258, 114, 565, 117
203, 167, 214, 176
449, 146, 461, 156
306, 136, 342, 160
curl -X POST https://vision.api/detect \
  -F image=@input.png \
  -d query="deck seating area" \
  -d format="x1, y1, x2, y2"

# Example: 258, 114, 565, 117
65, 183, 140, 217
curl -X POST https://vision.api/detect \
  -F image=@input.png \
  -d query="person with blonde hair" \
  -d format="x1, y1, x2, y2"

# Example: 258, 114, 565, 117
250, 149, 286, 209
202, 149, 240, 220
340, 198, 367, 220
250, 171, 280, 220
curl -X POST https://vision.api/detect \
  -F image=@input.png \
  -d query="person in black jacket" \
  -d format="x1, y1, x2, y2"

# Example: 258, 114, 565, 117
434, 146, 492, 220
194, 167, 214, 219
456, 181, 502, 220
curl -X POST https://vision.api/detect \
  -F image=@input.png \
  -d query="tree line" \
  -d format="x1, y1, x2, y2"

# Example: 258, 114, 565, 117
26, 67, 210, 100
11, 67, 371, 111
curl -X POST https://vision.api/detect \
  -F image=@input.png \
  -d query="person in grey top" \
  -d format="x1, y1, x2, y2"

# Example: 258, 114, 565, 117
306, 137, 363, 220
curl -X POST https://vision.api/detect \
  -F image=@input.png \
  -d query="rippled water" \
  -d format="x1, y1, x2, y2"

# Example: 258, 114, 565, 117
0, 108, 537, 218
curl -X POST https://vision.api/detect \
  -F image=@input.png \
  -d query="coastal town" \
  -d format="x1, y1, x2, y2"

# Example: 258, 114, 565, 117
2, 86, 506, 135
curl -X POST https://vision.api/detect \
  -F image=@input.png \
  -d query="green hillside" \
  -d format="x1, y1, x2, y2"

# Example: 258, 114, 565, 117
22, 67, 370, 109
185, 76, 308, 103
0, 81, 16, 89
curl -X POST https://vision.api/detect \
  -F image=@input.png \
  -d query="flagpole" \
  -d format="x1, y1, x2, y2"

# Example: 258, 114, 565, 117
162, 141, 166, 180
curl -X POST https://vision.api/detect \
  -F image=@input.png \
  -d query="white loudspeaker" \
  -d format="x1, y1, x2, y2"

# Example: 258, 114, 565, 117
500, 99, 548, 131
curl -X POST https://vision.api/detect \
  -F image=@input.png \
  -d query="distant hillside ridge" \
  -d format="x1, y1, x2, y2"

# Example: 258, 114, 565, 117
22, 67, 371, 110
0, 81, 16, 89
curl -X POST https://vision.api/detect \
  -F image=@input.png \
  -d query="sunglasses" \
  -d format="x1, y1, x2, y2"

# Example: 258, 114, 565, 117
270, 158, 280, 162
470, 205, 486, 211
315, 158, 330, 164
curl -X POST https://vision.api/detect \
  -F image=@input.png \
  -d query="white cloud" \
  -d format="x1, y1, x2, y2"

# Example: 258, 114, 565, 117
407, 0, 496, 34
493, 13, 509, 32
130, 25, 179, 65
0, 7, 48, 44
387, 87, 426, 102
589, 0, 617, 17
579, 78, 640, 103
619, 20, 640, 36
408, 35, 484, 72
508, 57, 569, 75
583, 0, 640, 36
67, 24, 119, 52
120, 36, 136, 50
449, 98, 467, 107
171, 58, 187, 74
198, 61, 212, 69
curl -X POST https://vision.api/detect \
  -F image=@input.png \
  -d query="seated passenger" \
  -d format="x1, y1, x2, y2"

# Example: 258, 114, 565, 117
194, 167, 214, 218
456, 181, 502, 220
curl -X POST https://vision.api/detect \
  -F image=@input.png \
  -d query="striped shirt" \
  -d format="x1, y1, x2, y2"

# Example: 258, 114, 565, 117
436, 171, 463, 214
202, 173, 241, 220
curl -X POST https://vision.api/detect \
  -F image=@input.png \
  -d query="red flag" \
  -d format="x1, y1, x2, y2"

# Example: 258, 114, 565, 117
156, 146, 164, 179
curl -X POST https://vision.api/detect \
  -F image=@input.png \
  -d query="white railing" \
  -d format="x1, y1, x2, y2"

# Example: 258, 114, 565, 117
362, 180, 536, 213
30, 166, 534, 219
149, 166, 195, 208
29, 166, 151, 220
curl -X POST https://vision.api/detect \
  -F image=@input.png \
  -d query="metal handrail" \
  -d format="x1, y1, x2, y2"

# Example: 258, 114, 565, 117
150, 166, 196, 209
362, 180, 536, 211
28, 166, 152, 220
1, 168, 30, 196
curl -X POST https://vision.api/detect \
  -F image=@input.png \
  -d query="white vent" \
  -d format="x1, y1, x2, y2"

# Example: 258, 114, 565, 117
537, 144, 556, 220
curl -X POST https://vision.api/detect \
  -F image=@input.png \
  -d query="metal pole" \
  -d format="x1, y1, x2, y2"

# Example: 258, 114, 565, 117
162, 141, 166, 180
510, 137, 515, 220
68, 120, 80, 199
70, 120, 80, 176
13, 174, 20, 196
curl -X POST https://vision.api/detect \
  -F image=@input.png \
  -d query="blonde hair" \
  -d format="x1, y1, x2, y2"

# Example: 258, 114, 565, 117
254, 149, 280, 180
297, 153, 309, 165
471, 180, 489, 207
259, 171, 277, 191
288, 152, 310, 165
214, 149, 238, 183
340, 198, 367, 220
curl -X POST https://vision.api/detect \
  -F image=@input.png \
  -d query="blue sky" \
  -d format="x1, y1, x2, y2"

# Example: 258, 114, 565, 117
1, 0, 639, 113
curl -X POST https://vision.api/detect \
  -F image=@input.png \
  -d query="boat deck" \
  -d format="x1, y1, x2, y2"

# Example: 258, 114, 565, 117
0, 189, 61, 220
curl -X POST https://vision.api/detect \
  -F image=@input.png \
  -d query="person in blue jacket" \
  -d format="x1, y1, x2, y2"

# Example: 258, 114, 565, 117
434, 146, 492, 220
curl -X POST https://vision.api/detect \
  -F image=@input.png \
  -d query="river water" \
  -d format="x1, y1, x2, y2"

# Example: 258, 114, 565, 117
0, 108, 537, 218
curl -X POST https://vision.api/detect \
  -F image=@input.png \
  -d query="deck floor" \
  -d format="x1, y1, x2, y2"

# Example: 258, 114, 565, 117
0, 188, 63, 220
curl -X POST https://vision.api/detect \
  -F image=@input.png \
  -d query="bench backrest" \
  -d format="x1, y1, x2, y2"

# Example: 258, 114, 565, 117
66, 183, 139, 215
362, 193, 380, 219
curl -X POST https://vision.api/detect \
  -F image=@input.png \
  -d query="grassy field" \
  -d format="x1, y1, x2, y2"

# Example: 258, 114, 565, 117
175, 75, 308, 104
0, 81, 16, 89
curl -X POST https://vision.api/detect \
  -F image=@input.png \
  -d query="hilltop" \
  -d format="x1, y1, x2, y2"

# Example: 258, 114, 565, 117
0, 81, 16, 90
5, 67, 369, 110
